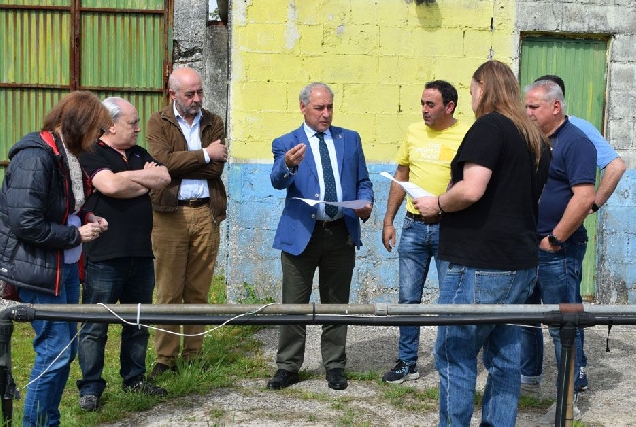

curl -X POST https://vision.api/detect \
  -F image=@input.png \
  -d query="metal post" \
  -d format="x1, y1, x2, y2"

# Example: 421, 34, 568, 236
0, 319, 15, 426
555, 322, 576, 427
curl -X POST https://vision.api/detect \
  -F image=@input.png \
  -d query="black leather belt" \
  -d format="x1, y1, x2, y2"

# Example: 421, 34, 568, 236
177, 198, 210, 208
406, 211, 441, 224
316, 218, 345, 228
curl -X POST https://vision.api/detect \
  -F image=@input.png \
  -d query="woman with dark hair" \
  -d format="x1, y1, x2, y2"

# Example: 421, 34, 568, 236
0, 91, 111, 426
414, 60, 551, 426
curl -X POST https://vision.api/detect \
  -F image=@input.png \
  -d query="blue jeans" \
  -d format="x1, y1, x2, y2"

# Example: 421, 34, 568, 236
435, 262, 536, 427
396, 218, 440, 363
520, 241, 586, 393
77, 258, 155, 397
18, 263, 79, 427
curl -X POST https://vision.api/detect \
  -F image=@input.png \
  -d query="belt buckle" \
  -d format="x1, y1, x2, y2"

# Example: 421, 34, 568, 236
188, 199, 197, 208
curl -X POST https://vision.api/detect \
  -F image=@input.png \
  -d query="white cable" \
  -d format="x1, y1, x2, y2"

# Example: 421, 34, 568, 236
21, 323, 84, 391
96, 302, 275, 337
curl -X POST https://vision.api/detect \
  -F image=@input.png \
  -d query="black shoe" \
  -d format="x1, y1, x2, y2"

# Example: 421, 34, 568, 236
123, 378, 168, 397
267, 369, 299, 390
148, 363, 177, 380
326, 368, 348, 390
79, 395, 99, 412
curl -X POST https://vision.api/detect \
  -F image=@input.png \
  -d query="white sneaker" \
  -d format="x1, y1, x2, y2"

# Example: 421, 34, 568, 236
538, 402, 581, 425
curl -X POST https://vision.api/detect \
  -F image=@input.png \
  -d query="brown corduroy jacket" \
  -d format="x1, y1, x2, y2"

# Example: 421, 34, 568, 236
146, 104, 227, 223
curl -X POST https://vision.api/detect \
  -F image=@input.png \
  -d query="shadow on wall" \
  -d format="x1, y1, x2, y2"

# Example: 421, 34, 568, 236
413, 0, 442, 29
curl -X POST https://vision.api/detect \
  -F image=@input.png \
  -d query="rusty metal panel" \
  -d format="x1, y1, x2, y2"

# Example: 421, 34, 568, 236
81, 0, 164, 8
0, 89, 65, 163
80, 11, 165, 90
0, 0, 171, 179
0, 8, 71, 86
0, 1, 69, 6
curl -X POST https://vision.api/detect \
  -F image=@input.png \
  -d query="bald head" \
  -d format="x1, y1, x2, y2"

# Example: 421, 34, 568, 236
169, 67, 202, 92
169, 67, 204, 121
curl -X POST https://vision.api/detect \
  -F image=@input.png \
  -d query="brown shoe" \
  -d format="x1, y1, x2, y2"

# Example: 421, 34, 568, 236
148, 363, 176, 380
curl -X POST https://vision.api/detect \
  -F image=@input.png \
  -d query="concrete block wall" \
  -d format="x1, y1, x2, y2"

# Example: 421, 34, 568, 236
171, 0, 636, 304
516, 0, 636, 303
224, 0, 516, 302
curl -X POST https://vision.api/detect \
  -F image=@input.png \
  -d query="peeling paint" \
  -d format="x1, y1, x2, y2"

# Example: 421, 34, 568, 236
284, 1, 300, 49
233, 0, 252, 26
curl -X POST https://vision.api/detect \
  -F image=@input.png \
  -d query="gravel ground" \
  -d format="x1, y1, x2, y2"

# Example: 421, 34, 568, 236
102, 323, 636, 426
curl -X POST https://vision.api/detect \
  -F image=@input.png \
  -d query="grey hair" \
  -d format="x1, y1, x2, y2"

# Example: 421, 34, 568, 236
524, 80, 567, 111
102, 97, 127, 121
299, 82, 334, 105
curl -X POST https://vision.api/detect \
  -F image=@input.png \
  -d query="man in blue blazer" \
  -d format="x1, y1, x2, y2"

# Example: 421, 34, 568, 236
268, 82, 374, 391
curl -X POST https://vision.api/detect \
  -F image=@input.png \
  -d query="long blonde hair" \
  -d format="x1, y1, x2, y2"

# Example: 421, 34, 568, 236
472, 60, 547, 168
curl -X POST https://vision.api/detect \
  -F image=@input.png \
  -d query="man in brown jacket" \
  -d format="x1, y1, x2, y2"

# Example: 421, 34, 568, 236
146, 67, 228, 378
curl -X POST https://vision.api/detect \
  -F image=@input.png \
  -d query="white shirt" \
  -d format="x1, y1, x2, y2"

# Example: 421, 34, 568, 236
174, 103, 210, 200
303, 123, 343, 220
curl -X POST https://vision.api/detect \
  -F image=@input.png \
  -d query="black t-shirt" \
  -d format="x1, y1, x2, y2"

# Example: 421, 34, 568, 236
80, 141, 158, 262
439, 112, 550, 270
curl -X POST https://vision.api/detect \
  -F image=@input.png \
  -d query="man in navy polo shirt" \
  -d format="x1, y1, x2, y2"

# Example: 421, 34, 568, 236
522, 80, 597, 421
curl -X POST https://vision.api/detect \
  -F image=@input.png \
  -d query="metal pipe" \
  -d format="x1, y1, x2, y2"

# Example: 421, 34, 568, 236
6, 302, 636, 316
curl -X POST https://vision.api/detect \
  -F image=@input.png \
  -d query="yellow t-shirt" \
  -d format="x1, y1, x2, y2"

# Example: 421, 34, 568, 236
395, 120, 470, 214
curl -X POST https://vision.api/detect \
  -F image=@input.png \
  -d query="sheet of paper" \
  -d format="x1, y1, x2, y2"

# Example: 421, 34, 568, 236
293, 197, 370, 210
379, 171, 432, 198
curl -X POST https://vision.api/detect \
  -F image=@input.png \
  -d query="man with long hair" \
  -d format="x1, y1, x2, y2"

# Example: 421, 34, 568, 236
414, 61, 551, 426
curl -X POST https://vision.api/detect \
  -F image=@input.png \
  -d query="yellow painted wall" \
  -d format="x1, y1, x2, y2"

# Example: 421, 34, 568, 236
229, 0, 516, 162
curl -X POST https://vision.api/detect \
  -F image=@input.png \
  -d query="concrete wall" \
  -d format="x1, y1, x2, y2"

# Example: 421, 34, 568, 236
516, 0, 636, 303
223, 0, 516, 303
173, 0, 636, 305
172, 0, 231, 279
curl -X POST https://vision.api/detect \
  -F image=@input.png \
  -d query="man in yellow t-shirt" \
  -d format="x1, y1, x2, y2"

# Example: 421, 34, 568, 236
381, 80, 470, 383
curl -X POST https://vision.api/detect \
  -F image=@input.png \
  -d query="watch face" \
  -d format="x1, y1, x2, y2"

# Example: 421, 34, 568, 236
548, 235, 559, 245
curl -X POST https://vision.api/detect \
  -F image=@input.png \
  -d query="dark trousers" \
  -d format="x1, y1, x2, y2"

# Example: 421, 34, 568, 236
276, 220, 355, 372
77, 258, 155, 396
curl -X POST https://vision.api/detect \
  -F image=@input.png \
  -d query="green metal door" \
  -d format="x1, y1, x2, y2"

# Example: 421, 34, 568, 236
0, 0, 173, 175
519, 36, 609, 301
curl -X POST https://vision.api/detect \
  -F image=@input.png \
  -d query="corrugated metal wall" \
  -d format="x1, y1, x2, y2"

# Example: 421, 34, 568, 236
0, 0, 172, 174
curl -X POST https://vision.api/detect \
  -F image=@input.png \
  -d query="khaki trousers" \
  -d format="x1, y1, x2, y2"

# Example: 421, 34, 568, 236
152, 206, 220, 366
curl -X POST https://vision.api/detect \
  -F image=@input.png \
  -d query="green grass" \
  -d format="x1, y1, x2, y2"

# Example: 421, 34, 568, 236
6, 276, 272, 426
4, 277, 571, 425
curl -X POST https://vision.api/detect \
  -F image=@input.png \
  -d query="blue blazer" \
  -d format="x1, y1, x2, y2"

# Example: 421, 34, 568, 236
271, 124, 374, 256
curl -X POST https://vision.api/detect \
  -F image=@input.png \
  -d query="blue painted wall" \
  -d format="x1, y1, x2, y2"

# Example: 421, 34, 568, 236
224, 165, 635, 305
224, 162, 441, 304
596, 170, 636, 304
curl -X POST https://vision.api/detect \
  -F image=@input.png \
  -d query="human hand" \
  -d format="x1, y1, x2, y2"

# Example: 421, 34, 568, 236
284, 144, 306, 168
143, 161, 159, 169
79, 223, 103, 243
205, 139, 228, 162
354, 202, 372, 221
382, 223, 396, 252
412, 196, 440, 217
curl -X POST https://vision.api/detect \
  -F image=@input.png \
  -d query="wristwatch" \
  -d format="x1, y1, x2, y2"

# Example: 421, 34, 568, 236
547, 234, 564, 247
591, 202, 600, 212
